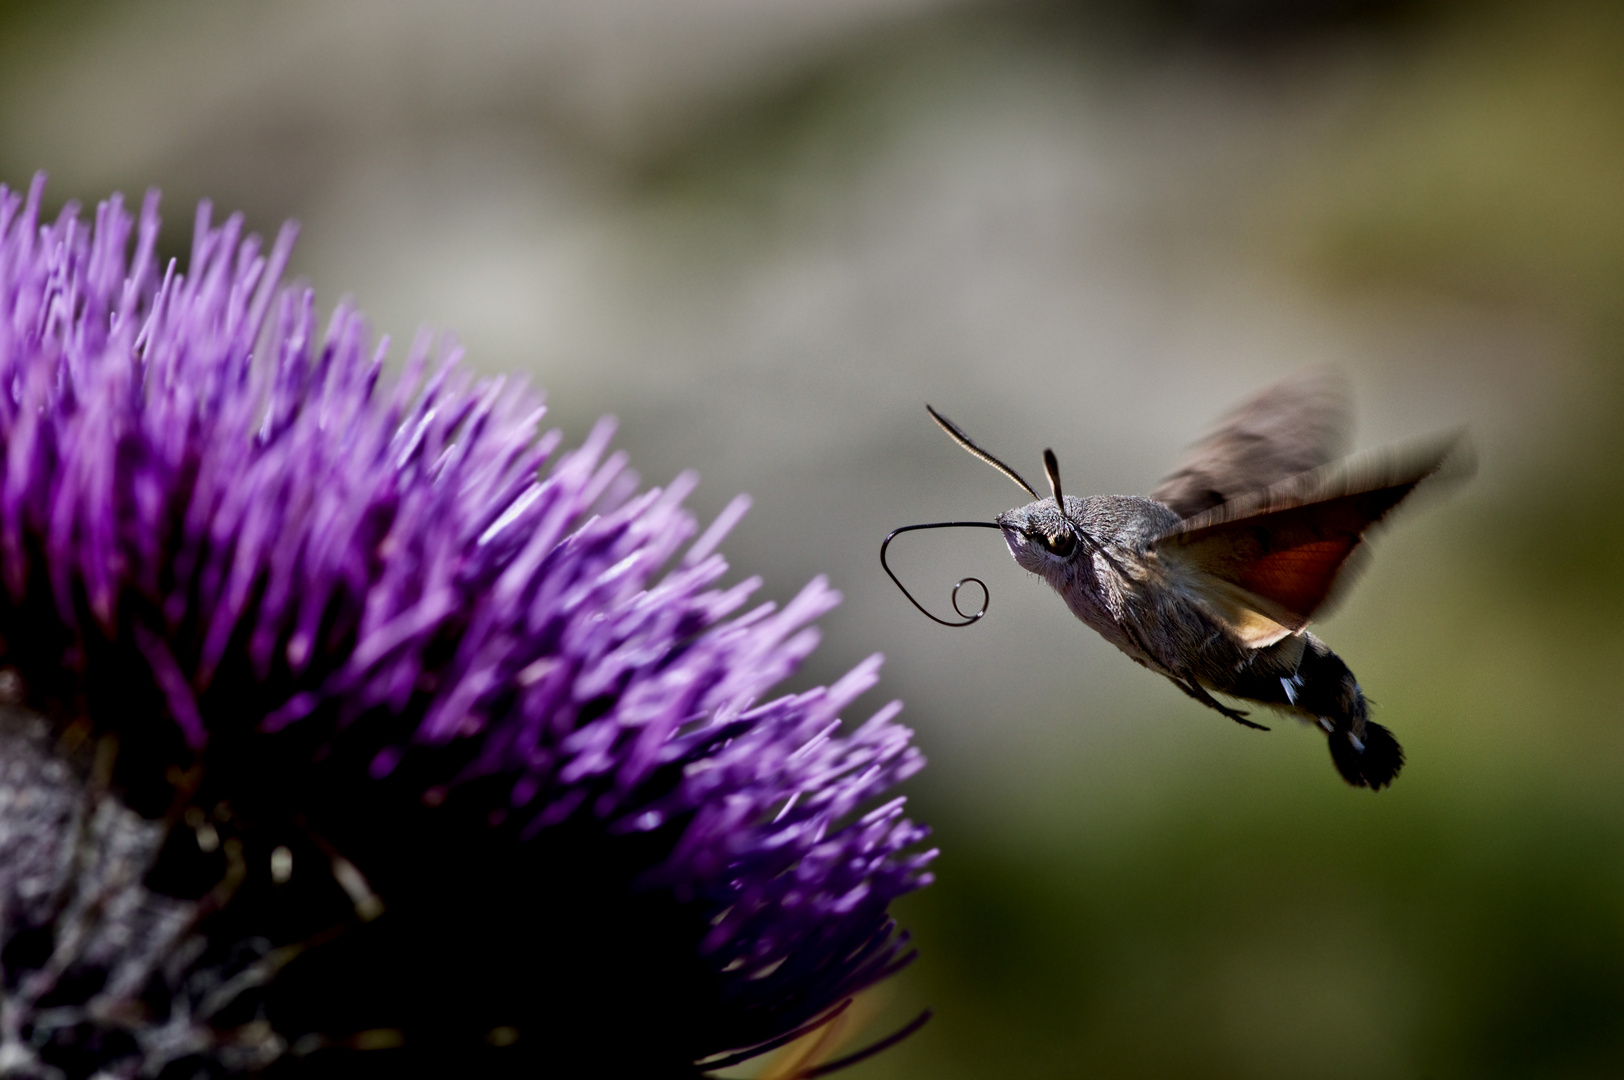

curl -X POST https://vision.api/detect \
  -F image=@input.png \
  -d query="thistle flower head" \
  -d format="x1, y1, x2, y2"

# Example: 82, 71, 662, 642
0, 176, 934, 1077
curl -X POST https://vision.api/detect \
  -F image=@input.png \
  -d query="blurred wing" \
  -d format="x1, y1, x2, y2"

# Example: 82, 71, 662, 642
1151, 367, 1352, 519
1153, 434, 1463, 641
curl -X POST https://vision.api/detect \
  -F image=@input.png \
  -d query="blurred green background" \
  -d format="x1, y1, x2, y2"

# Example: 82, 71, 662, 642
4, 1, 1623, 1076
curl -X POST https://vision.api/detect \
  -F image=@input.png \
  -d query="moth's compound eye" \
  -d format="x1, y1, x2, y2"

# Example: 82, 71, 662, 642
1042, 530, 1077, 558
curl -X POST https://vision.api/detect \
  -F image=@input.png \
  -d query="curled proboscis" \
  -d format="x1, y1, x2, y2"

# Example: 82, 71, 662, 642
880, 521, 1003, 628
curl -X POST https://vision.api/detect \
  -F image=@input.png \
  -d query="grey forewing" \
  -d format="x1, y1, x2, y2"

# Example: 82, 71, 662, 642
1150, 367, 1351, 519
1144, 433, 1462, 628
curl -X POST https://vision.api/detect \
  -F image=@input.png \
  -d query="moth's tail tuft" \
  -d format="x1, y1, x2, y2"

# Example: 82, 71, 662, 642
1279, 634, 1404, 790
1328, 719, 1404, 790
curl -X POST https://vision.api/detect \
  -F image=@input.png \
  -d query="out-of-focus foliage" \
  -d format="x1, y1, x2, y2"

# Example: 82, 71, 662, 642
1301, 0, 1624, 321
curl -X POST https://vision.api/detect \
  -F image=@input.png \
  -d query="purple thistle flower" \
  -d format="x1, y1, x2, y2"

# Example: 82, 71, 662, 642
0, 175, 935, 1078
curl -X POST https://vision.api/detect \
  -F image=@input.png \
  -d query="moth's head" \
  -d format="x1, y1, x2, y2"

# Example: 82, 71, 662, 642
997, 499, 1081, 580
882, 406, 1094, 629
920, 405, 1087, 585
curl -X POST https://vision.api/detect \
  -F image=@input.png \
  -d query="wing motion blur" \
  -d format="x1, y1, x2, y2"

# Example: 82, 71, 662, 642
1152, 433, 1463, 647
1151, 367, 1352, 520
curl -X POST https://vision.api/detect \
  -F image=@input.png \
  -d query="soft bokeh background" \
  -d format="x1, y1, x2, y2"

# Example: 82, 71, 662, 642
4, 0, 1622, 1075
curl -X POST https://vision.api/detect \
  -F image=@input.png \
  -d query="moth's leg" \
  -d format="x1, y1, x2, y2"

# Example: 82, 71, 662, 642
1166, 675, 1271, 731
1115, 619, 1270, 730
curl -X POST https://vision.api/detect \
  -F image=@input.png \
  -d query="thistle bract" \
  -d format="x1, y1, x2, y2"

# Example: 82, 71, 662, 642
0, 176, 934, 1077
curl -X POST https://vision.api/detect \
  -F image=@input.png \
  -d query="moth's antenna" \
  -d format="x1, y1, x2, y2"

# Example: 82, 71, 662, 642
926, 405, 1040, 500
1043, 448, 1064, 513
1041, 446, 1122, 570
881, 520, 1003, 627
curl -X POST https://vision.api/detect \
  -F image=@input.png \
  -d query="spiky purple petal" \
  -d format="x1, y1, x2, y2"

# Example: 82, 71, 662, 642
0, 175, 934, 1075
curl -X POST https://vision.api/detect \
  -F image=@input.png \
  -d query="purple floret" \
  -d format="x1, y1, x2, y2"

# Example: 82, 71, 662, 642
0, 175, 935, 1076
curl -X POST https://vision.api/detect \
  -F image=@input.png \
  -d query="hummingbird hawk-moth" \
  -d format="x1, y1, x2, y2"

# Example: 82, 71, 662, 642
883, 369, 1467, 789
